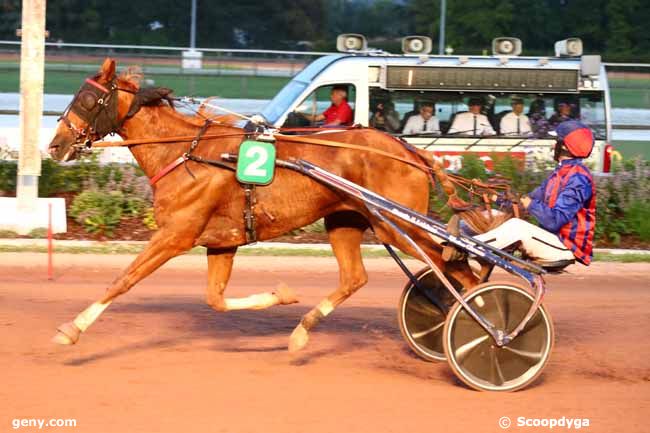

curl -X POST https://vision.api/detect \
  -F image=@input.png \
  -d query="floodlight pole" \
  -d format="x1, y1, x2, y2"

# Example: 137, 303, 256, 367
17, 0, 46, 212
438, 0, 446, 55
190, 0, 197, 49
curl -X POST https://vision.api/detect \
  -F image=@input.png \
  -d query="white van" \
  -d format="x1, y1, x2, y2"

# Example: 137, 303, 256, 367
258, 35, 614, 172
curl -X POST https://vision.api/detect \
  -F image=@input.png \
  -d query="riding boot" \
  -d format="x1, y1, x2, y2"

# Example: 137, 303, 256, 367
442, 214, 466, 262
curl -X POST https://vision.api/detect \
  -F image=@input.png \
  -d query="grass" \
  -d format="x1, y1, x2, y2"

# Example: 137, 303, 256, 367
0, 69, 290, 99
612, 141, 650, 160
592, 252, 650, 263
0, 67, 648, 107
608, 78, 650, 109
0, 244, 648, 262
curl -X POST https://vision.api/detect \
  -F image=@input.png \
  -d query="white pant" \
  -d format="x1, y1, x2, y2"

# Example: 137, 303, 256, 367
474, 218, 575, 263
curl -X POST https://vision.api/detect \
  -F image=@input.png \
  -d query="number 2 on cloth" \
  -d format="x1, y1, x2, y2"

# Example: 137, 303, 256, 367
236, 140, 276, 185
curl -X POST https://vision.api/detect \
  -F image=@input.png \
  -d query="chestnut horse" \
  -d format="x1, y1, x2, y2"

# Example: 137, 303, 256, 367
48, 59, 487, 352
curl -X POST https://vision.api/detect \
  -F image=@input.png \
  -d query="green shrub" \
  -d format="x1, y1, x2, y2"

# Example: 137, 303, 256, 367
143, 207, 158, 230
66, 161, 154, 237
27, 228, 48, 238
303, 219, 326, 233
623, 200, 650, 242
69, 190, 124, 236
0, 229, 19, 238
430, 154, 650, 246
595, 157, 650, 244
0, 161, 17, 193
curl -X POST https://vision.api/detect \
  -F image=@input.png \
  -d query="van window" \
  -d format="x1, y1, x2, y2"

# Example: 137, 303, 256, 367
368, 89, 605, 138
283, 84, 356, 128
369, 89, 463, 134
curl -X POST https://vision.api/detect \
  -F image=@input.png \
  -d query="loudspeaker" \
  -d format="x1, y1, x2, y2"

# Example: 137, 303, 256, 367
492, 37, 522, 56
336, 34, 367, 52
555, 38, 583, 57
402, 36, 433, 55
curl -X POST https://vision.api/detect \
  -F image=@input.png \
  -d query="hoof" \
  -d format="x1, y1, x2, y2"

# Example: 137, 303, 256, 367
207, 298, 228, 312
274, 284, 299, 306
52, 322, 81, 345
288, 324, 309, 352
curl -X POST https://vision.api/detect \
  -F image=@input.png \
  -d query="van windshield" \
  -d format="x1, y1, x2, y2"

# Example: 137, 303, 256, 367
260, 55, 343, 124
368, 89, 607, 139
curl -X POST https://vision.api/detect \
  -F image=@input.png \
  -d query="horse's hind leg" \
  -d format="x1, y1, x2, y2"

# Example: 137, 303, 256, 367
289, 212, 368, 352
52, 227, 195, 345
205, 247, 299, 312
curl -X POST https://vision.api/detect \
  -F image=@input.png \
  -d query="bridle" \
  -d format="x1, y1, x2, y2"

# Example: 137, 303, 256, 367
58, 76, 137, 151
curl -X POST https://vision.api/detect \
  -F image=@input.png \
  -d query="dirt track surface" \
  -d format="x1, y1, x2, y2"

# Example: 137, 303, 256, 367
1, 253, 649, 433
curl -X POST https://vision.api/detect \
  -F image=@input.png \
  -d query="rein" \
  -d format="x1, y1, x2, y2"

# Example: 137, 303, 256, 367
81, 94, 516, 211
92, 127, 514, 214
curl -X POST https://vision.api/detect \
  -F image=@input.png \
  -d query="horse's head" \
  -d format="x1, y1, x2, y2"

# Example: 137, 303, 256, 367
48, 58, 134, 161
48, 58, 174, 161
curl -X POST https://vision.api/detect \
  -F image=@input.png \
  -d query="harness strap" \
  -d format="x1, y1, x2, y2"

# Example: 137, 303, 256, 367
84, 78, 110, 93
150, 155, 188, 186
91, 132, 249, 148
276, 134, 434, 172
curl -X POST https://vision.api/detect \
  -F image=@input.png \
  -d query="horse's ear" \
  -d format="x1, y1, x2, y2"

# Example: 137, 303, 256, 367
98, 58, 116, 82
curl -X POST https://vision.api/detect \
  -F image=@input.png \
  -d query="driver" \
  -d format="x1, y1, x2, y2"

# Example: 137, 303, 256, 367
473, 121, 596, 267
304, 85, 353, 126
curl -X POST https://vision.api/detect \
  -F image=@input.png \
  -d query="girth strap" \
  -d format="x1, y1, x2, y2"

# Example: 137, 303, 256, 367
243, 184, 257, 243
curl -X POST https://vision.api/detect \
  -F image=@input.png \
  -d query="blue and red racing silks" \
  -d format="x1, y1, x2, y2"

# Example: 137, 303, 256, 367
527, 159, 597, 265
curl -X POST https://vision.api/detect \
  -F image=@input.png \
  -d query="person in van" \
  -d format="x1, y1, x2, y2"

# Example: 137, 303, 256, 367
499, 96, 532, 136
549, 99, 579, 130
528, 98, 551, 137
369, 100, 401, 133
448, 97, 496, 136
401, 102, 440, 135
304, 85, 354, 126
400, 97, 424, 131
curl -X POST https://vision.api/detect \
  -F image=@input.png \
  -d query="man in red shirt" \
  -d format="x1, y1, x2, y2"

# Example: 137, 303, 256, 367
305, 86, 353, 126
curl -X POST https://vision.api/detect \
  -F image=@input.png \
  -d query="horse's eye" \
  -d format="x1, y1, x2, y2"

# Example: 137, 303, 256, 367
80, 92, 97, 110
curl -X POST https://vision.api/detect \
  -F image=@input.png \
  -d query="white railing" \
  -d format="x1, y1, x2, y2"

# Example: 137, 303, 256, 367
604, 63, 650, 68
0, 40, 337, 57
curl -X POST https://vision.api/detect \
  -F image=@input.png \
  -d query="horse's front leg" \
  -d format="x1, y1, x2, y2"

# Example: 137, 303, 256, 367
52, 226, 196, 345
205, 247, 298, 312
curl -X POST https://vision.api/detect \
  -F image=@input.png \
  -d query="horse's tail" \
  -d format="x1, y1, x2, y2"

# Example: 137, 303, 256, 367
412, 148, 471, 211
413, 148, 512, 234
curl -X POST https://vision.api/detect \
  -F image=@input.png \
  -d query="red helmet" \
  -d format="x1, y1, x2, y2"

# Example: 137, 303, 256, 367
555, 121, 594, 158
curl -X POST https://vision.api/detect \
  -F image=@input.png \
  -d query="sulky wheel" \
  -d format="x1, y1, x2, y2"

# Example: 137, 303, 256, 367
443, 282, 554, 392
398, 268, 465, 362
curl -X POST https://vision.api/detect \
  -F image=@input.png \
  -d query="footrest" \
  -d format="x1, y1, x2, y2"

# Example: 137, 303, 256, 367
536, 259, 575, 273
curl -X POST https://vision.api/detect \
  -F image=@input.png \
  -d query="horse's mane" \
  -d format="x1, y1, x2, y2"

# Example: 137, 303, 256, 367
113, 67, 241, 129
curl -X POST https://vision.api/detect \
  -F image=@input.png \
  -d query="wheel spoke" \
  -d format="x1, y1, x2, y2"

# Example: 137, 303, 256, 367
501, 345, 544, 364
490, 289, 509, 330
490, 348, 506, 386
407, 298, 441, 317
411, 321, 444, 339
454, 334, 490, 363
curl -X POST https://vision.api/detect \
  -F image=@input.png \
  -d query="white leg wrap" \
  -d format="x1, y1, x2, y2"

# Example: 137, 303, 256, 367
73, 301, 112, 332
224, 293, 279, 311
317, 299, 335, 317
